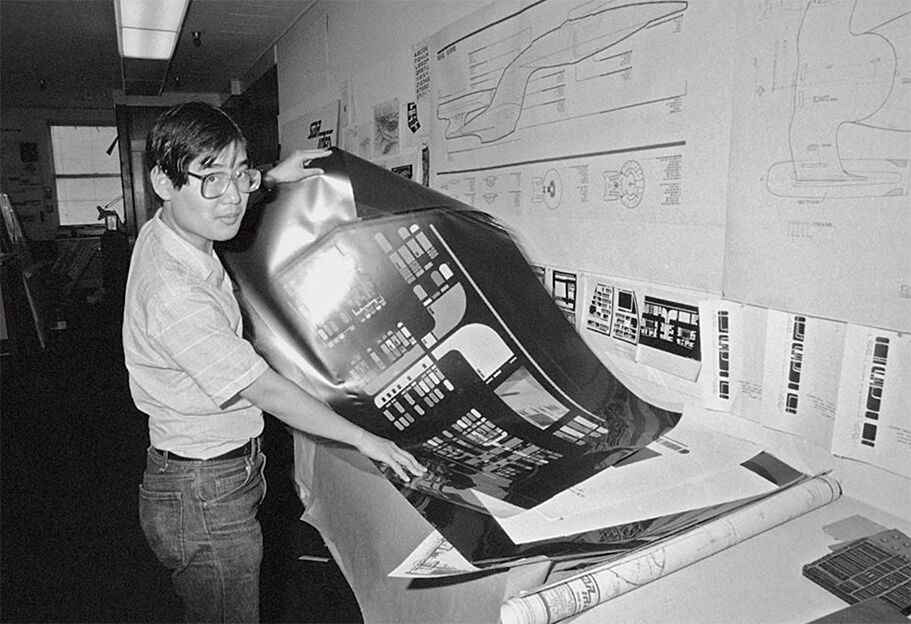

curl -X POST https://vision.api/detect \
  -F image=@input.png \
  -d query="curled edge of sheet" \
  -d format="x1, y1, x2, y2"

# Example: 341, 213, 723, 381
499, 474, 842, 624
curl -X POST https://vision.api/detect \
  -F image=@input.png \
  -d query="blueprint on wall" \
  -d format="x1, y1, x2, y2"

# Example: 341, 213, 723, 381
724, 0, 911, 332
427, 0, 739, 293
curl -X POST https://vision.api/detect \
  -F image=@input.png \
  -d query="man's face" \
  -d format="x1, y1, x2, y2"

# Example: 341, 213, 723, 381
154, 142, 250, 252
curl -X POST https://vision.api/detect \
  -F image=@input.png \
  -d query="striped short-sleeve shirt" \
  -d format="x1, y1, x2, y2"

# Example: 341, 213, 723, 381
123, 210, 268, 459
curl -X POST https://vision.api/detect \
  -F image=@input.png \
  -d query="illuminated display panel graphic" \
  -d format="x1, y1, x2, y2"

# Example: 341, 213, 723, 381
220, 150, 805, 566
268, 208, 679, 510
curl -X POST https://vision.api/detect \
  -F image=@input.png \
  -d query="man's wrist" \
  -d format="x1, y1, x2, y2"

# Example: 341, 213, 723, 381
260, 167, 277, 190
350, 427, 368, 450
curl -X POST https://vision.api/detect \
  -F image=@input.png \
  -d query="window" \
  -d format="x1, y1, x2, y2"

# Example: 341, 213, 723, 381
50, 125, 122, 226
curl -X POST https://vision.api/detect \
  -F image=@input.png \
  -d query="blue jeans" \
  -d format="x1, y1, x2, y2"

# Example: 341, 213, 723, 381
139, 443, 267, 623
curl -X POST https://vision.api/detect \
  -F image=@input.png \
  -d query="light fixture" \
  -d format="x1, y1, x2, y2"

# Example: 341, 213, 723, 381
114, 0, 190, 60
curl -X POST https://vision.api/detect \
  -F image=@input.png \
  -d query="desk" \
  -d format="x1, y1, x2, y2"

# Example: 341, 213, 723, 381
567, 495, 910, 624
293, 432, 911, 624
293, 434, 551, 623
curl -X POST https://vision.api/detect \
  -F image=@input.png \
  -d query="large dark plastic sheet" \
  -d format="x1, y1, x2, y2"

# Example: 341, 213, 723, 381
220, 150, 801, 566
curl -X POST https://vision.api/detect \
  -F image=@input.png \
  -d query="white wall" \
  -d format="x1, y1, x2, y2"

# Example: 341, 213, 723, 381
276, 1, 486, 144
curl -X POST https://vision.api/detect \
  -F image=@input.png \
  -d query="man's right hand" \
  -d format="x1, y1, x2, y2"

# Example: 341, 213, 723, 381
354, 430, 427, 482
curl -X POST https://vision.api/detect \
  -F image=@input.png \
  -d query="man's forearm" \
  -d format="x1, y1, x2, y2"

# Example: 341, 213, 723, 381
240, 367, 426, 481
240, 368, 365, 447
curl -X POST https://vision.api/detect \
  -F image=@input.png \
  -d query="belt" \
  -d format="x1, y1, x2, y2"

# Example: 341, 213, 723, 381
154, 438, 258, 462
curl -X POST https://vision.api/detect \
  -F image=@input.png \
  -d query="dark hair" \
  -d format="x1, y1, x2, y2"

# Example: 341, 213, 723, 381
146, 101, 247, 188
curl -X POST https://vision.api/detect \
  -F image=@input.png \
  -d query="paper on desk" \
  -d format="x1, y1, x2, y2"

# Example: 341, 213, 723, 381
699, 300, 767, 420
473, 418, 768, 542
822, 514, 889, 545
388, 530, 480, 578
594, 347, 697, 414
832, 326, 911, 479
479, 463, 778, 544
474, 415, 759, 520
535, 418, 762, 517
693, 407, 834, 478
388, 530, 556, 579
760, 311, 846, 450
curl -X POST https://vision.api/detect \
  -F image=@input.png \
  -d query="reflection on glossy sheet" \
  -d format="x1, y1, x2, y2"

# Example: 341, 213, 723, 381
221, 149, 691, 561
402, 450, 805, 567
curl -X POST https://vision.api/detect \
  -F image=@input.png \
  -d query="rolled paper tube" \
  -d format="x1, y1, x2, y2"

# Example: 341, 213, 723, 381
500, 475, 841, 624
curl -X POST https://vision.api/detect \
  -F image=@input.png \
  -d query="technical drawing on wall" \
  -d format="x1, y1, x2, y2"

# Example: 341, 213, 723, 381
765, 0, 910, 199
435, 1, 688, 145
429, 0, 734, 292
724, 0, 911, 332
605, 159, 646, 208
532, 169, 563, 210
551, 269, 578, 324
639, 296, 699, 360
584, 279, 640, 346
581, 274, 703, 385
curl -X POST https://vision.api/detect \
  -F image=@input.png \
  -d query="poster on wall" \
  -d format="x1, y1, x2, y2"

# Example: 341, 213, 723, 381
759, 311, 846, 451
373, 98, 400, 157
426, 0, 740, 293
280, 100, 340, 152
578, 272, 703, 378
575, 271, 703, 411
547, 267, 579, 327
0, 136, 52, 240
699, 300, 911, 476
699, 300, 768, 421
832, 326, 911, 479
724, 0, 911, 332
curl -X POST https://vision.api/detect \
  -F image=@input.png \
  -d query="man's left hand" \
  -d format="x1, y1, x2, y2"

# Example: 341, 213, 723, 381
264, 149, 332, 186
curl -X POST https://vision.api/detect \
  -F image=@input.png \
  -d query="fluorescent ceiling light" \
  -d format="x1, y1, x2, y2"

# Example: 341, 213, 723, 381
114, 0, 189, 60
118, 0, 187, 30
120, 28, 179, 60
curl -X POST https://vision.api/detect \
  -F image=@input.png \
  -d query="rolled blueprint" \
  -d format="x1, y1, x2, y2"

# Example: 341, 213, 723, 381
500, 474, 841, 624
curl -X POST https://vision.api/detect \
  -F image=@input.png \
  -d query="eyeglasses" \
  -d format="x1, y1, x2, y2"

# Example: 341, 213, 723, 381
186, 168, 262, 199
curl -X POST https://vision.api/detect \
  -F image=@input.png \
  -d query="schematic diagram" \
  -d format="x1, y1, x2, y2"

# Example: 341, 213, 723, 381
584, 279, 639, 345
640, 296, 699, 359
604, 159, 645, 208
532, 169, 563, 210
585, 280, 614, 337
429, 0, 728, 294
551, 269, 578, 324
434, 0, 688, 146
765, 0, 910, 199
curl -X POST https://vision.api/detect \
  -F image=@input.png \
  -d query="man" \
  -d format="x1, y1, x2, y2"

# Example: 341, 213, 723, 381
123, 101, 424, 622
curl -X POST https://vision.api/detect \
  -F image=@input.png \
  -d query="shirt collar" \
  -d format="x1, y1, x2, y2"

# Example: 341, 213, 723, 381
149, 208, 224, 282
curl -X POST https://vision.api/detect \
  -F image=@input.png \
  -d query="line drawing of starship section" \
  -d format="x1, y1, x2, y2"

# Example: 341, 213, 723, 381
436, 1, 688, 144
605, 159, 646, 208
767, 0, 911, 199
530, 160, 646, 211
